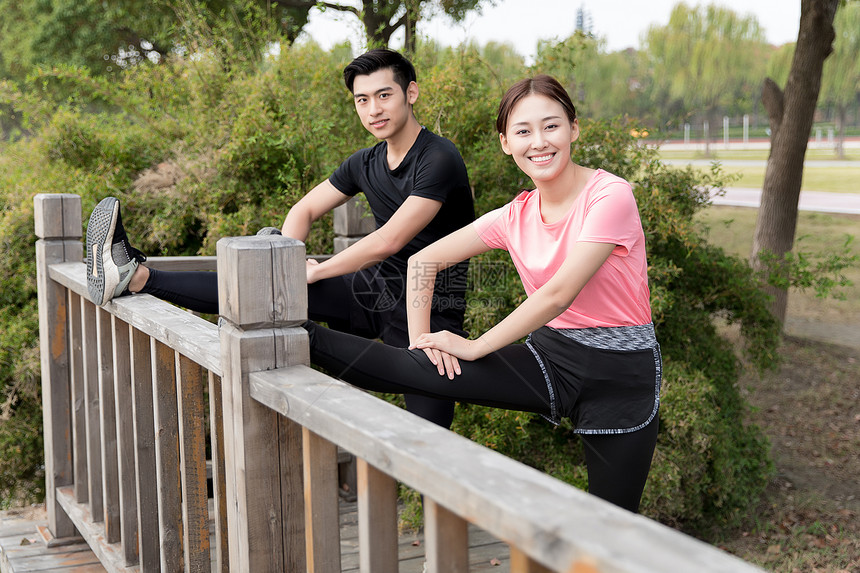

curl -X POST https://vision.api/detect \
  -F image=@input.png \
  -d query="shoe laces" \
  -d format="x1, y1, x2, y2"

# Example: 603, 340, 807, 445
127, 244, 147, 263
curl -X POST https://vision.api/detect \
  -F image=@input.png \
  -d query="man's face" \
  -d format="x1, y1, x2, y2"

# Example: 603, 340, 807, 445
352, 68, 417, 141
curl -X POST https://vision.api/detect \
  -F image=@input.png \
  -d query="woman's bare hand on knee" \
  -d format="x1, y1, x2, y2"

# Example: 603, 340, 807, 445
420, 347, 461, 379
409, 330, 483, 378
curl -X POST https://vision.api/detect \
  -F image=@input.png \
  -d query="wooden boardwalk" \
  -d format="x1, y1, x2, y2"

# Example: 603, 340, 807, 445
1, 500, 511, 573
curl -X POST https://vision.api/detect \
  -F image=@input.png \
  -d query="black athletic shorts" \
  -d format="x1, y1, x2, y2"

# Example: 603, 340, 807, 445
526, 324, 661, 434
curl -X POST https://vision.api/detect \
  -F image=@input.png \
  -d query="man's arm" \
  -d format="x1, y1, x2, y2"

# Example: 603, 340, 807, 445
281, 179, 351, 241
305, 194, 443, 283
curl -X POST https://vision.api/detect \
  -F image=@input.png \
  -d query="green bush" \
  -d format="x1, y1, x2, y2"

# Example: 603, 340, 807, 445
0, 42, 778, 530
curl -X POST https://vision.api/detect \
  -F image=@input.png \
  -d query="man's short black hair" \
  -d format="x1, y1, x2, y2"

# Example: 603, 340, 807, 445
343, 48, 417, 95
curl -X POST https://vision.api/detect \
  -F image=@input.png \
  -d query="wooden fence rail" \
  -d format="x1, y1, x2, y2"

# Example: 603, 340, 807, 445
34, 193, 763, 572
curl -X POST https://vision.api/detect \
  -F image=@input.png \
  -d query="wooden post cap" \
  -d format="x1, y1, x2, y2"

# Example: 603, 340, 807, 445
334, 197, 375, 237
216, 236, 307, 328
34, 194, 82, 240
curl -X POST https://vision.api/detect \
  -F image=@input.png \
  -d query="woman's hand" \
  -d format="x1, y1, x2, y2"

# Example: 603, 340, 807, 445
409, 331, 484, 379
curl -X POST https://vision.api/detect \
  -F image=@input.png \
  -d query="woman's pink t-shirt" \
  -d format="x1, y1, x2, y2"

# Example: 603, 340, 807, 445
473, 169, 652, 329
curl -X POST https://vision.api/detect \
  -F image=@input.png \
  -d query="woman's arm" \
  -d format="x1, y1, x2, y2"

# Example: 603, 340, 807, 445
411, 241, 615, 362
406, 225, 492, 375
407, 224, 492, 341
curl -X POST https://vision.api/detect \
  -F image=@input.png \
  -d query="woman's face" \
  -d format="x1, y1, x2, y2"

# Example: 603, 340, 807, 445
499, 94, 579, 184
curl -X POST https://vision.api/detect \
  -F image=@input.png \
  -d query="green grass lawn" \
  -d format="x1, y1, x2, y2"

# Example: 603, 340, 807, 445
655, 148, 860, 193
695, 206, 860, 326
655, 148, 860, 162
704, 166, 860, 193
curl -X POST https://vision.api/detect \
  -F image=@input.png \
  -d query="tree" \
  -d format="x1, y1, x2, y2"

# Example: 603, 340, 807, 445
820, 2, 860, 158
0, 0, 312, 79
751, 0, 840, 323
641, 3, 768, 153
533, 34, 648, 121
281, 0, 490, 53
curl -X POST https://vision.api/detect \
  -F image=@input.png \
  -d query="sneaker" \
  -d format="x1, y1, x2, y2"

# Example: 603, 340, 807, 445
256, 226, 282, 236
86, 197, 147, 306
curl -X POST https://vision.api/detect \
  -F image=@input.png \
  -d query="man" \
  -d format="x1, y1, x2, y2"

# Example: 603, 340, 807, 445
86, 48, 475, 428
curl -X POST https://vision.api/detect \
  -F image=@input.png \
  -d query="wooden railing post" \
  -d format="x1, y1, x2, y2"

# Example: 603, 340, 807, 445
424, 499, 469, 573
217, 235, 309, 573
333, 197, 374, 253
356, 459, 398, 572
34, 193, 83, 540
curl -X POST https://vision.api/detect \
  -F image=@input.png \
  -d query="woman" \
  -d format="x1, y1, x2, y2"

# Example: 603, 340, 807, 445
304, 75, 661, 513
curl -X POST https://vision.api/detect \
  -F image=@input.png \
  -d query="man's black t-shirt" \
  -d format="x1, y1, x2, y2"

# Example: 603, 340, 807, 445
329, 127, 475, 332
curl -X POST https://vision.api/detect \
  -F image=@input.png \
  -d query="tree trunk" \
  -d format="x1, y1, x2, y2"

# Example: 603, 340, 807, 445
360, 0, 405, 48
751, 0, 839, 324
404, 11, 418, 54
835, 104, 846, 159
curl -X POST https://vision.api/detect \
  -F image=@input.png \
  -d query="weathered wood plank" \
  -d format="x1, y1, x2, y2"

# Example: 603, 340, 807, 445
34, 233, 78, 540
110, 317, 139, 566
34, 193, 82, 240
216, 236, 306, 328
279, 416, 306, 573
144, 256, 217, 272
130, 329, 160, 571
302, 428, 340, 573
96, 308, 120, 543
218, 325, 288, 572
250, 364, 764, 573
81, 301, 104, 522
48, 262, 221, 376
151, 340, 183, 572
2, 549, 103, 571
510, 547, 554, 573
333, 197, 375, 237
56, 487, 135, 573
207, 372, 229, 573
216, 236, 310, 573
67, 291, 88, 504
34, 193, 82, 541
356, 459, 397, 573
176, 354, 211, 573
424, 499, 468, 573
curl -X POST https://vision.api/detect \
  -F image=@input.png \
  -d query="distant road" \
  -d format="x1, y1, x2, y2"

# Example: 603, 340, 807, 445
662, 158, 860, 169
660, 157, 860, 213
712, 188, 860, 215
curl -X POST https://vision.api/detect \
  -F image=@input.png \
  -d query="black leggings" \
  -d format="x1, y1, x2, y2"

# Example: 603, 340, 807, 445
304, 320, 658, 512
139, 268, 456, 427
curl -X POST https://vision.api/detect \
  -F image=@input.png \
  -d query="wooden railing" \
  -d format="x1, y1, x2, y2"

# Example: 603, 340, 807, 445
34, 193, 763, 572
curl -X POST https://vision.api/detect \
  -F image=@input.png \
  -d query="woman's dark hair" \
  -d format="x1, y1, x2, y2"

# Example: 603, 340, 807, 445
343, 48, 417, 95
496, 75, 577, 134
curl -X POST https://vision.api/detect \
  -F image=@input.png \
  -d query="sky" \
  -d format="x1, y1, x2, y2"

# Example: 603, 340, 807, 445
298, 0, 802, 61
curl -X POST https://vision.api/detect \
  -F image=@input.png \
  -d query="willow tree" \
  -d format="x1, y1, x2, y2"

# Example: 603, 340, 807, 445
821, 2, 860, 158
752, 0, 841, 323
642, 3, 768, 154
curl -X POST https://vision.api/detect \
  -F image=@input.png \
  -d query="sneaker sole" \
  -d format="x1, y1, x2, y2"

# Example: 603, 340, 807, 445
86, 197, 120, 305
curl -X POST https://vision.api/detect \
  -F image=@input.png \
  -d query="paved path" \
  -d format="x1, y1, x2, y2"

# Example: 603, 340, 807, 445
712, 187, 860, 215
